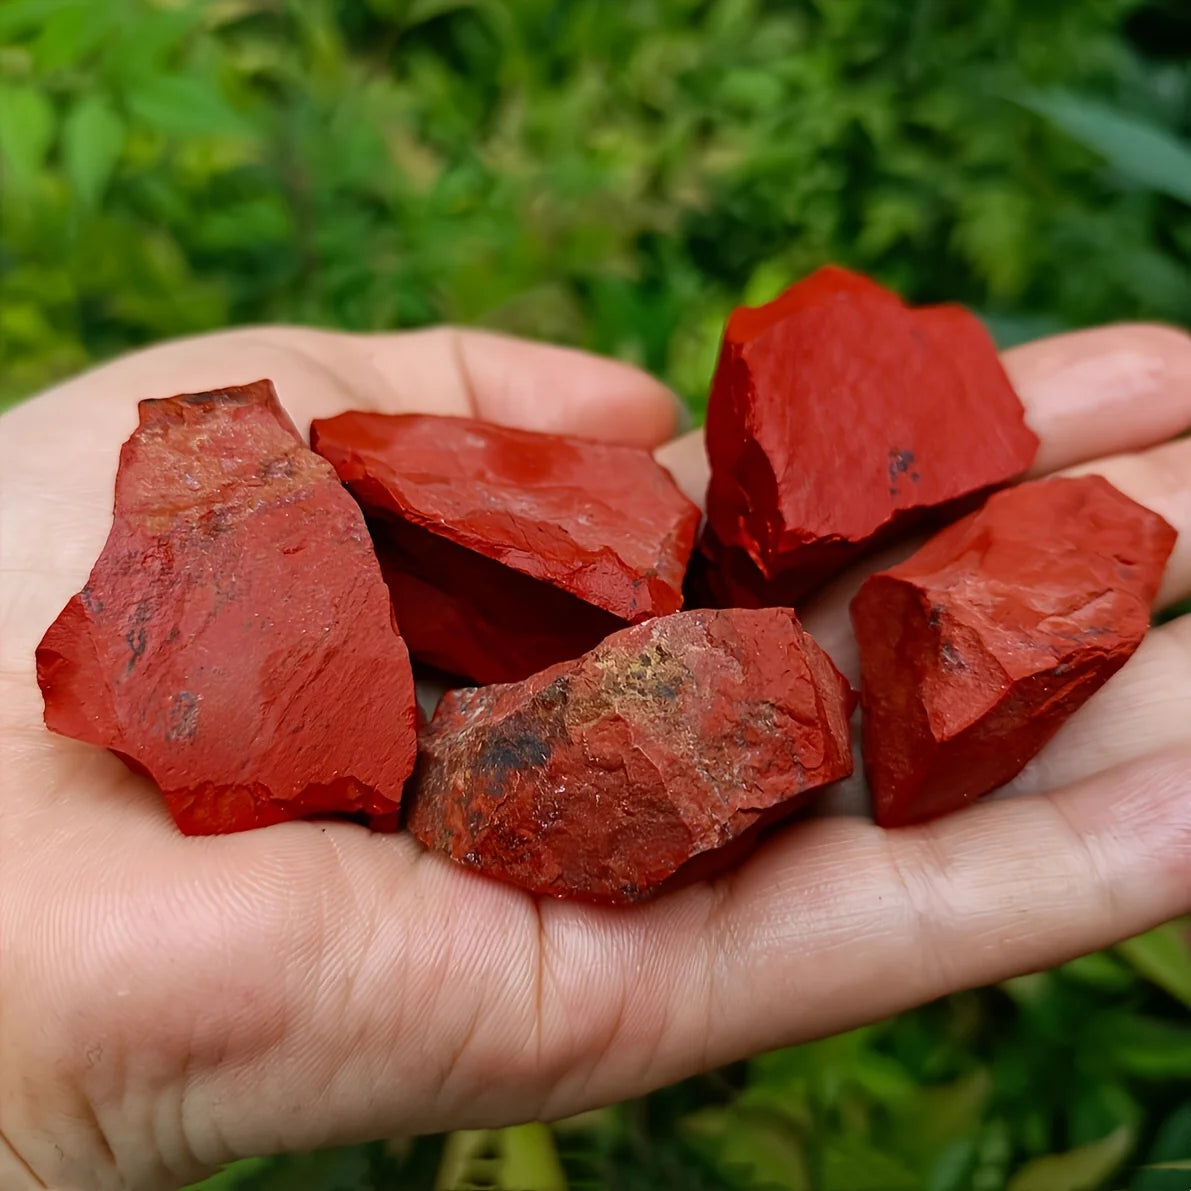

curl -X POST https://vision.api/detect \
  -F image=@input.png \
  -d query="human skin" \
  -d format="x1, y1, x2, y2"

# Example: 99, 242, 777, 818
1, 323, 1189, 1190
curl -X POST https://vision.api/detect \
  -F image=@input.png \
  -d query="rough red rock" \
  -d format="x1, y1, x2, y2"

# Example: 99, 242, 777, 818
310, 412, 702, 684
850, 475, 1176, 827
36, 380, 418, 834
407, 607, 854, 903
702, 265, 1040, 605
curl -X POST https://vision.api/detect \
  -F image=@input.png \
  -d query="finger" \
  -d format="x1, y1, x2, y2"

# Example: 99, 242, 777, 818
22, 325, 682, 447
652, 323, 1191, 513
447, 328, 684, 446
654, 428, 707, 508
1009, 324, 1191, 475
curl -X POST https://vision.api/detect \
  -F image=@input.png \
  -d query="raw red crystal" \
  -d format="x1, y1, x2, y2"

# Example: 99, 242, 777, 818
36, 380, 418, 834
850, 475, 1176, 827
702, 265, 1040, 605
407, 607, 854, 903
310, 412, 702, 684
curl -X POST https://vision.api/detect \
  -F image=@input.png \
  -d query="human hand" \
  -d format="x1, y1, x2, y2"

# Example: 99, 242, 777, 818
1, 323, 1188, 1191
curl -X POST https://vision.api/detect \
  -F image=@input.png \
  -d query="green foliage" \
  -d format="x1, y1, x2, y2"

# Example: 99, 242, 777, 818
1117, 919, 1191, 1010
5, 3, 1189, 1189
2, 0, 1189, 410
435, 1125, 567, 1190
1007, 1126, 1134, 1191
1019, 90, 1191, 204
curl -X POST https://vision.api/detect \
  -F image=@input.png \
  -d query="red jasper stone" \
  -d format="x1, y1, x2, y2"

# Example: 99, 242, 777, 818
36, 381, 418, 834
850, 475, 1176, 827
407, 607, 854, 903
310, 412, 701, 684
702, 265, 1039, 605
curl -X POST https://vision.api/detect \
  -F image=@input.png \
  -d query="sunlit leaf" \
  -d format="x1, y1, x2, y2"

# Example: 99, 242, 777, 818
1116, 921, 1191, 1010
1007, 1125, 1134, 1191
62, 96, 125, 206
31, 0, 115, 70
0, 83, 55, 198
0, 0, 80, 40
436, 1125, 567, 1191
107, 5, 210, 73
124, 74, 252, 139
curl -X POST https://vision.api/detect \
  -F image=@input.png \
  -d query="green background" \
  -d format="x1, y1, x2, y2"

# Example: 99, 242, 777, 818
2, 0, 1188, 1187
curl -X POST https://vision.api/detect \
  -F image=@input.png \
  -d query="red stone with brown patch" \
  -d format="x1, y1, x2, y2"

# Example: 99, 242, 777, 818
407, 607, 854, 903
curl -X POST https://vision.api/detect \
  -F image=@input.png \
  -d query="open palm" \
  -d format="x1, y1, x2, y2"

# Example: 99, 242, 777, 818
2, 324, 1188, 1191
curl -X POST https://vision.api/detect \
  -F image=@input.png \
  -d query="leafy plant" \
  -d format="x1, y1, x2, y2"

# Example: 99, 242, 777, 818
2, 0, 1189, 410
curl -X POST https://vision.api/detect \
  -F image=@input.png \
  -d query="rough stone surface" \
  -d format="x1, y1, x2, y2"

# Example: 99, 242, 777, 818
407, 607, 854, 903
850, 475, 1176, 827
36, 380, 418, 834
702, 265, 1039, 605
311, 411, 702, 683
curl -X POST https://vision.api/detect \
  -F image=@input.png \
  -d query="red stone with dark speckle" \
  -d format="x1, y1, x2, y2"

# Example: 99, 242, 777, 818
702, 266, 1039, 604
36, 380, 418, 833
407, 607, 854, 903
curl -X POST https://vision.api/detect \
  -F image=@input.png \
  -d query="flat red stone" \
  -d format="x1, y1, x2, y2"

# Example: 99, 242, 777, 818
310, 412, 701, 683
702, 265, 1039, 604
407, 607, 854, 903
850, 475, 1176, 827
36, 381, 418, 834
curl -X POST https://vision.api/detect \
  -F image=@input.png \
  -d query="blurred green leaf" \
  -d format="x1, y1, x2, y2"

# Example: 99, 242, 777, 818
183, 1148, 371, 1189
0, 83, 55, 196
62, 96, 125, 206
1007, 1125, 1134, 1191
1117, 921, 1191, 1010
1098, 1015, 1191, 1080
31, 0, 117, 70
182, 1157, 272, 1189
404, 0, 489, 25
106, 4, 210, 74
0, 0, 80, 39
436, 1125, 567, 1191
1133, 1101, 1191, 1190
742, 258, 797, 307
1069, 1081, 1142, 1150
123, 74, 252, 138
819, 1137, 921, 1191
1058, 951, 1138, 993
683, 1106, 813, 1191
889, 1070, 992, 1167
1020, 90, 1191, 204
